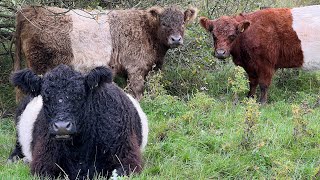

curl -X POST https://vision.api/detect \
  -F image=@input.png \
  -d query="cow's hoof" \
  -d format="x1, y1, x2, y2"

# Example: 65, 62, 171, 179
7, 156, 19, 163
7, 158, 14, 164
111, 168, 126, 178
22, 157, 30, 164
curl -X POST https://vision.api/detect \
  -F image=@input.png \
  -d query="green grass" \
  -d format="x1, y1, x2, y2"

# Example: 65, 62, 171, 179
0, 118, 31, 179
140, 91, 320, 179
1, 85, 320, 179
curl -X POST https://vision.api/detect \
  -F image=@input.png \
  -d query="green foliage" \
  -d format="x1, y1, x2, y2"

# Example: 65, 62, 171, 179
0, 51, 15, 117
8, 0, 102, 9
291, 102, 313, 142
228, 66, 249, 103
270, 70, 320, 103
241, 98, 260, 150
162, 23, 215, 99
144, 70, 167, 99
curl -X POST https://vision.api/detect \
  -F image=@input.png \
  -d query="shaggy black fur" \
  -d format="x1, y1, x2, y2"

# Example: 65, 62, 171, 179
11, 69, 41, 97
9, 65, 143, 179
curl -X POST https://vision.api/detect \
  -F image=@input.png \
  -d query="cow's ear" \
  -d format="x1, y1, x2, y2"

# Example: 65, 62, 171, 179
199, 17, 213, 32
237, 20, 250, 33
147, 7, 163, 20
11, 69, 42, 97
184, 7, 198, 24
85, 66, 113, 90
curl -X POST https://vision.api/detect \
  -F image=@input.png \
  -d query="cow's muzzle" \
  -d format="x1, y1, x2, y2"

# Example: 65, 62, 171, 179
51, 121, 76, 140
168, 35, 183, 48
214, 49, 230, 59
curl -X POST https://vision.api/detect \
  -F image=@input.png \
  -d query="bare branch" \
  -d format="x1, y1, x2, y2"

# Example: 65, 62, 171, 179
43, 6, 73, 16
1, 41, 8, 50
0, 52, 10, 56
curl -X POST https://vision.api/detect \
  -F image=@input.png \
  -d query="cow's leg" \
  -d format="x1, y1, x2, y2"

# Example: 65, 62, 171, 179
258, 67, 274, 104
114, 155, 142, 176
247, 75, 258, 98
114, 135, 142, 176
127, 70, 145, 101
7, 140, 24, 163
259, 84, 269, 104
31, 139, 59, 178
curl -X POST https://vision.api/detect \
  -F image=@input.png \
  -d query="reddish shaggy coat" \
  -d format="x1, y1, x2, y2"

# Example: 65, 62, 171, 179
200, 5, 320, 104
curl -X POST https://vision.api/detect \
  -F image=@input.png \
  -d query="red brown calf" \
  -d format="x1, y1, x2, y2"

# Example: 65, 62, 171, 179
200, 5, 320, 104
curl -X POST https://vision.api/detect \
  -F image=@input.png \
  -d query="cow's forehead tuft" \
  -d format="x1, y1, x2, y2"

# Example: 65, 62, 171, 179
42, 65, 85, 92
213, 18, 238, 34
164, 6, 182, 12
160, 7, 184, 22
44, 65, 82, 80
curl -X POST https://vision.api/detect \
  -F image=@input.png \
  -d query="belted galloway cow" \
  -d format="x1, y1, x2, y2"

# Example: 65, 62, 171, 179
200, 5, 320, 104
15, 5, 197, 100
8, 65, 148, 179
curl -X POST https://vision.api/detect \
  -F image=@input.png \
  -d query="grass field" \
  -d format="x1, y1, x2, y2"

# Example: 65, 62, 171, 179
0, 69, 320, 179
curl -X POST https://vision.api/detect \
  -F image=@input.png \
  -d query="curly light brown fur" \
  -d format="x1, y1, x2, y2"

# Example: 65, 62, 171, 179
15, 6, 197, 101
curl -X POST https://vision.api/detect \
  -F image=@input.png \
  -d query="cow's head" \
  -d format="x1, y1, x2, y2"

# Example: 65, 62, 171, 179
12, 65, 113, 140
200, 16, 250, 59
148, 6, 197, 48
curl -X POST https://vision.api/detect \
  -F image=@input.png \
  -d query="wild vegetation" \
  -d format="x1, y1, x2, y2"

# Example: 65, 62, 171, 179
0, 0, 320, 179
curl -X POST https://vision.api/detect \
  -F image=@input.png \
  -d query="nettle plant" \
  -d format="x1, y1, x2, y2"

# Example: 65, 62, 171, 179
241, 98, 261, 150
144, 69, 167, 99
228, 66, 249, 104
292, 102, 313, 141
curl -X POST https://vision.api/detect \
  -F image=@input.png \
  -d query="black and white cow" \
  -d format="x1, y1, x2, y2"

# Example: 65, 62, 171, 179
8, 65, 148, 179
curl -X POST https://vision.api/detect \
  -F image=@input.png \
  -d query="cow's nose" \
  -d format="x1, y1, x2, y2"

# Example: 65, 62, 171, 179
169, 35, 183, 46
53, 121, 73, 135
171, 35, 182, 43
215, 49, 228, 59
216, 49, 226, 55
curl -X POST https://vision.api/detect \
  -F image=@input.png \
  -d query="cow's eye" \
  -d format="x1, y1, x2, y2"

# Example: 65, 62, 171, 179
44, 89, 50, 96
212, 34, 217, 41
43, 96, 49, 102
161, 23, 168, 27
228, 35, 236, 41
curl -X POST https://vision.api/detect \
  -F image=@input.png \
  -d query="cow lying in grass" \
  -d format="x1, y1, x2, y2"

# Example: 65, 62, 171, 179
15, 5, 197, 100
8, 65, 148, 179
200, 5, 320, 104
